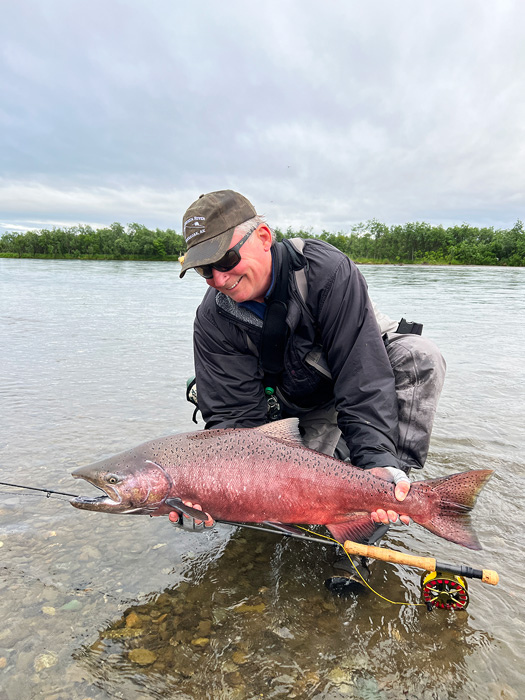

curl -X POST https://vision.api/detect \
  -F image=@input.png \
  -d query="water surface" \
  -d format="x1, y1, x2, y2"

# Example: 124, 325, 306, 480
0, 259, 523, 699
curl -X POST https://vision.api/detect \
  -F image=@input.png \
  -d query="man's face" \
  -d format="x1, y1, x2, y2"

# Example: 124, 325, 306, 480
205, 224, 273, 303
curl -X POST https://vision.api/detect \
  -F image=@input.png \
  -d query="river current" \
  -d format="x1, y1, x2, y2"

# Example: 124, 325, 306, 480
0, 258, 524, 700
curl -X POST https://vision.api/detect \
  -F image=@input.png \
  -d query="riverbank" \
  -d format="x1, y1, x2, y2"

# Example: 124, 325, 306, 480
1, 219, 523, 266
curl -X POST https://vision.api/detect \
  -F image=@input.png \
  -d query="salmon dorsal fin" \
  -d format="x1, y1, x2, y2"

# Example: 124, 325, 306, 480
254, 418, 304, 448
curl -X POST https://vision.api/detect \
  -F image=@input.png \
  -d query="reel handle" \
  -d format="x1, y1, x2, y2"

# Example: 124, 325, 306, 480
343, 540, 499, 586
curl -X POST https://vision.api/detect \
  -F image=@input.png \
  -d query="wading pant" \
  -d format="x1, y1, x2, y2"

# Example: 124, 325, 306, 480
300, 334, 446, 473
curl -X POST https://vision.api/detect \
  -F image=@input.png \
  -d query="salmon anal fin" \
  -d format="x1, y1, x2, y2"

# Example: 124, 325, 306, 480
326, 513, 377, 544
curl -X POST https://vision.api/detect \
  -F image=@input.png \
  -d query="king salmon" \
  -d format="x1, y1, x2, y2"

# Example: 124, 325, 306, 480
71, 418, 492, 550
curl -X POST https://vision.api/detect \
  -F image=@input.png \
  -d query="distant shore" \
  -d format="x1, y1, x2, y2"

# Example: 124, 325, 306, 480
1, 219, 524, 266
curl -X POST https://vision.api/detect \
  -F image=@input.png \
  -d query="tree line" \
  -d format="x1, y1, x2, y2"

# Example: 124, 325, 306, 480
1, 219, 524, 266
0, 223, 185, 261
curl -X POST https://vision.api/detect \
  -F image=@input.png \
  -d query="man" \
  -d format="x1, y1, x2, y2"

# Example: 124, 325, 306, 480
174, 189, 446, 590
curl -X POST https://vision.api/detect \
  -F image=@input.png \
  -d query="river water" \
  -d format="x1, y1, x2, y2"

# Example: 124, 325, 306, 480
0, 258, 523, 700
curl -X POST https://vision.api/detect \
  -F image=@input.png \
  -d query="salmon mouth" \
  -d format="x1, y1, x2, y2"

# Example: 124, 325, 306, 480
70, 480, 125, 511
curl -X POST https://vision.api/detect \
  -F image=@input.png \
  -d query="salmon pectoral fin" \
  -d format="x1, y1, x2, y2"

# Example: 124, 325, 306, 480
165, 498, 212, 521
263, 522, 308, 536
326, 513, 377, 545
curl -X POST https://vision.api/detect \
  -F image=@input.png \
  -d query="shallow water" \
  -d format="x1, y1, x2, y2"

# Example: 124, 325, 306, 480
0, 258, 524, 700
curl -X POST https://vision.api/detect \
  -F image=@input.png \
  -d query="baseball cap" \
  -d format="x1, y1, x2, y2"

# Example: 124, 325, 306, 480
180, 190, 257, 278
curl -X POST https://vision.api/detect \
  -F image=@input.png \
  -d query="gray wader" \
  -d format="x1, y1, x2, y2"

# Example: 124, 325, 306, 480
299, 331, 446, 473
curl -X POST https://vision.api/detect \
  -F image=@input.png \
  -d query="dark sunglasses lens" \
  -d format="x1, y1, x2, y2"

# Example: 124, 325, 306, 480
213, 250, 240, 272
195, 265, 213, 279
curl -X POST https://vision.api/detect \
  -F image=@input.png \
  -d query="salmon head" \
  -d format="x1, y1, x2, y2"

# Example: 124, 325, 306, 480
71, 441, 173, 514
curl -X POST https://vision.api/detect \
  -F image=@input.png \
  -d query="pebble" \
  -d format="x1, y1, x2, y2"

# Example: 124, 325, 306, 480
101, 628, 143, 640
234, 602, 266, 614
128, 648, 157, 666
152, 613, 168, 624
222, 660, 239, 673
197, 620, 212, 636
34, 652, 58, 672
61, 599, 82, 612
231, 651, 249, 665
225, 671, 244, 687
125, 611, 143, 628
191, 637, 210, 647
42, 606, 56, 616
0, 657, 7, 669
327, 667, 351, 685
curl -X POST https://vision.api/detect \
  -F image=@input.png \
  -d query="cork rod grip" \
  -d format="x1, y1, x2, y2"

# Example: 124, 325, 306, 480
343, 540, 499, 586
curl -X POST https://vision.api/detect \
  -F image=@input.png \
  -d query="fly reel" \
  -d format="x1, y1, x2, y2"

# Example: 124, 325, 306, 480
421, 570, 469, 610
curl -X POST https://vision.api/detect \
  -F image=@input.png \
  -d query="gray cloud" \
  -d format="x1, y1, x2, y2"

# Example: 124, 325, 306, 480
1, 0, 524, 235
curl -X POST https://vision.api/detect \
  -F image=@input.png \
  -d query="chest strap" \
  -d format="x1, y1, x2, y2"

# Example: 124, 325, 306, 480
259, 243, 291, 412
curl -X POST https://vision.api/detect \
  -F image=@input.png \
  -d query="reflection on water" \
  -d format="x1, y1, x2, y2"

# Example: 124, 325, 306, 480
1, 259, 524, 700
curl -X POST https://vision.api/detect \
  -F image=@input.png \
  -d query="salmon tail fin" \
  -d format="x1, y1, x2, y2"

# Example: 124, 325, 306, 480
416, 469, 493, 551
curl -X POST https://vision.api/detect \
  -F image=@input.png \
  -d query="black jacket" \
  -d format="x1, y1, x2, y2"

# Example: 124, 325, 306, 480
193, 238, 402, 470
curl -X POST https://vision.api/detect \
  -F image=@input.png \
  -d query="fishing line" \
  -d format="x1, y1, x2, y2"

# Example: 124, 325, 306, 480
297, 526, 429, 608
0, 490, 74, 502
0, 481, 79, 499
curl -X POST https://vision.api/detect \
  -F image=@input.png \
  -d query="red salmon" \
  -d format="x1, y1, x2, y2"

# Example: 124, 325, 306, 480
71, 419, 492, 550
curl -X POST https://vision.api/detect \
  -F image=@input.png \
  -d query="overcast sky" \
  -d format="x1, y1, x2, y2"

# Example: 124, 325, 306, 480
1, 0, 524, 236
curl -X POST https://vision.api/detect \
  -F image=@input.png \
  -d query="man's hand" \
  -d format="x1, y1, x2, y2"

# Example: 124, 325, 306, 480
369, 467, 411, 526
168, 501, 215, 532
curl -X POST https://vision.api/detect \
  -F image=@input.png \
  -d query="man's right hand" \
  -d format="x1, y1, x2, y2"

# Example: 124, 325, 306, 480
168, 501, 215, 532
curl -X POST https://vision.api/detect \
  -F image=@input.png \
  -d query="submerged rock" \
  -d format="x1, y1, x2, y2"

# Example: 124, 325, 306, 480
231, 651, 249, 665
191, 637, 210, 647
34, 652, 58, 672
125, 611, 143, 628
101, 628, 143, 640
234, 602, 266, 614
128, 648, 157, 665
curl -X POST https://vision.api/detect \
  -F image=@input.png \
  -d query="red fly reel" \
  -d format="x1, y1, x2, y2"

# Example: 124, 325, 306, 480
421, 570, 469, 610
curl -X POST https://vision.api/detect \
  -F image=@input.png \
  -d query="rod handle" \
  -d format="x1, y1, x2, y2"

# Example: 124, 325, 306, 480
343, 541, 499, 586
344, 540, 436, 570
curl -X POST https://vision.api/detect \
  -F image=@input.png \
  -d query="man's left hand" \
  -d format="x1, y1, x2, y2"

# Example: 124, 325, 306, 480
369, 467, 411, 526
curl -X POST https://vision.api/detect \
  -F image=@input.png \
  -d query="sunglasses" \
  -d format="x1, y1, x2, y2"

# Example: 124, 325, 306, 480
194, 228, 255, 279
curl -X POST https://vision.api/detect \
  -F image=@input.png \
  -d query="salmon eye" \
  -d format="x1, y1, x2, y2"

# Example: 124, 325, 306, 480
106, 475, 120, 485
